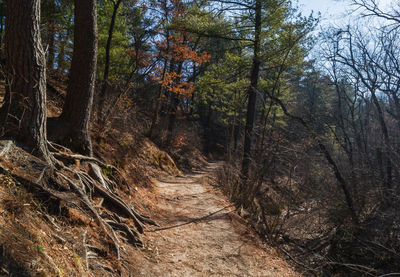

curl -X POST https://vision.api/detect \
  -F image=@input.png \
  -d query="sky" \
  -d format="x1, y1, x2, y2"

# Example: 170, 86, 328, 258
297, 0, 394, 26
299, 0, 348, 20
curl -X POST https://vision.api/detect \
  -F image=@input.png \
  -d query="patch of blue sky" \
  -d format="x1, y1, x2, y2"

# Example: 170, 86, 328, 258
297, 0, 395, 26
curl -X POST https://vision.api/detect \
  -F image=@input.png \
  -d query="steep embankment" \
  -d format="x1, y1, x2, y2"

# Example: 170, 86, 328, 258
135, 162, 300, 277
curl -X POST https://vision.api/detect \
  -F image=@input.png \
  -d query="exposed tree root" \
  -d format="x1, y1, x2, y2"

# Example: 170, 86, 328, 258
56, 170, 122, 259
0, 140, 156, 262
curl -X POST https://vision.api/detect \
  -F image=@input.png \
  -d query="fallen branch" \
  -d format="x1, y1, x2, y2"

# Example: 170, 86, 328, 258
149, 205, 234, 232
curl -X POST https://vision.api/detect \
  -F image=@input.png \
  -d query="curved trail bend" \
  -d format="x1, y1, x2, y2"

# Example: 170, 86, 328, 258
137, 162, 299, 277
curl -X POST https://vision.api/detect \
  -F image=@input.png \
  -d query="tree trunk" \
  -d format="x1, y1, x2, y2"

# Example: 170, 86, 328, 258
97, 0, 123, 120
56, 9, 73, 73
203, 103, 213, 156
166, 95, 180, 144
370, 91, 393, 197
148, 40, 170, 139
56, 32, 65, 72
148, 12, 171, 139
50, 0, 98, 156
228, 111, 237, 161
1, 0, 51, 163
0, 1, 5, 49
47, 20, 56, 71
166, 60, 184, 143
241, 0, 262, 188
268, 90, 359, 224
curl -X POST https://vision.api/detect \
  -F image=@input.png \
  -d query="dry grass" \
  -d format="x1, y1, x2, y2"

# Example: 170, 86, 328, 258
0, 173, 89, 276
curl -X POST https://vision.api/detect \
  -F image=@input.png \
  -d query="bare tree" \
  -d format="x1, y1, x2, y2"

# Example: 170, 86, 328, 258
328, 27, 395, 197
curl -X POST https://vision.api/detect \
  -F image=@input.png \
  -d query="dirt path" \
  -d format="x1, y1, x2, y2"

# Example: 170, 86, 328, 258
137, 162, 300, 277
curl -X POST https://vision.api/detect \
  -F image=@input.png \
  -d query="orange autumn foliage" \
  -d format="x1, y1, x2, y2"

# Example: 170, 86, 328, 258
125, 49, 153, 68
174, 135, 187, 148
151, 33, 210, 98
142, 0, 211, 99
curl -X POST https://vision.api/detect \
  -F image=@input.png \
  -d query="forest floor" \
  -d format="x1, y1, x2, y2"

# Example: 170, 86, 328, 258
135, 162, 300, 277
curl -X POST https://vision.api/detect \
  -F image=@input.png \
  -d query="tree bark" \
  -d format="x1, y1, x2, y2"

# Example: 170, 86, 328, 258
1, 0, 51, 163
50, 0, 98, 156
241, 0, 261, 187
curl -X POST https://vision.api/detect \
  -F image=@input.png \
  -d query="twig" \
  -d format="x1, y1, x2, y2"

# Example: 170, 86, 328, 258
278, 247, 317, 273
326, 262, 376, 276
82, 229, 89, 271
52, 233, 66, 244
149, 205, 234, 232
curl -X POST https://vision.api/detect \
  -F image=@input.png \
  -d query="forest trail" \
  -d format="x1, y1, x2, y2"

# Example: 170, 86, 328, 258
136, 162, 300, 277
